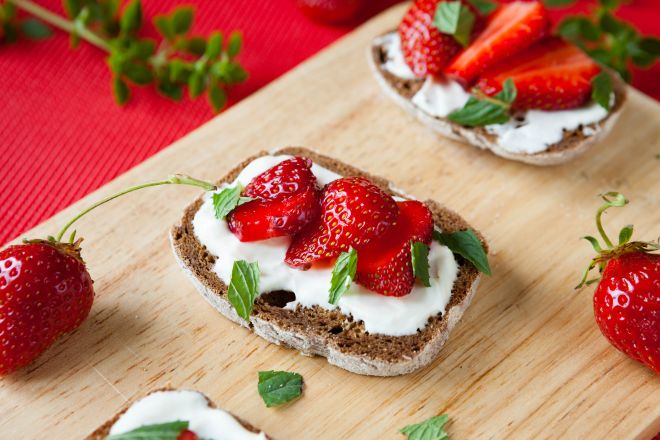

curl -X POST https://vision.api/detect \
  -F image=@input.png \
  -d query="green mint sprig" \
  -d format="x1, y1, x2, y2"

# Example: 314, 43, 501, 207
433, 229, 491, 275
328, 247, 357, 305
448, 78, 517, 127
434, 1, 476, 47
105, 421, 189, 440
591, 71, 613, 111
411, 241, 431, 287
213, 185, 253, 220
552, 0, 660, 82
257, 370, 303, 408
228, 260, 260, 322
400, 414, 450, 440
1, 0, 247, 113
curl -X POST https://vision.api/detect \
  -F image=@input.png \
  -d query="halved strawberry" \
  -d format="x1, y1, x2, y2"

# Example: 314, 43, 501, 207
355, 201, 434, 297
285, 177, 399, 268
399, 0, 483, 77
445, 0, 550, 85
227, 157, 321, 242
476, 37, 601, 111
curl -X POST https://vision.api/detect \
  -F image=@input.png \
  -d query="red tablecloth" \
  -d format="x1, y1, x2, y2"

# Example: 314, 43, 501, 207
1, 0, 658, 245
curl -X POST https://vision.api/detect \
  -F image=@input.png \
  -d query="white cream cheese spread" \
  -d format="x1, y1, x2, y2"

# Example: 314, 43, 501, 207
192, 155, 459, 337
109, 390, 266, 440
380, 32, 610, 155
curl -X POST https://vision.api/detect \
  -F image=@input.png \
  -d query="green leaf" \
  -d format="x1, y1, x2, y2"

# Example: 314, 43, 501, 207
120, 0, 142, 35
188, 71, 205, 98
134, 39, 156, 59
638, 37, 660, 55
448, 79, 515, 127
257, 371, 303, 408
205, 31, 223, 59
400, 414, 449, 440
542, 0, 576, 7
599, 0, 620, 10
123, 62, 153, 85
172, 6, 194, 35
433, 1, 475, 47
228, 260, 260, 321
20, 19, 52, 39
105, 420, 189, 440
158, 81, 183, 100
169, 59, 189, 82
581, 235, 603, 253
328, 248, 357, 305
433, 230, 491, 275
112, 77, 130, 105
213, 185, 242, 220
153, 15, 174, 41
186, 36, 206, 56
591, 71, 612, 111
411, 241, 431, 287
63, 0, 83, 18
618, 225, 633, 245
466, 0, 497, 16
557, 17, 601, 43
227, 31, 243, 57
208, 81, 227, 112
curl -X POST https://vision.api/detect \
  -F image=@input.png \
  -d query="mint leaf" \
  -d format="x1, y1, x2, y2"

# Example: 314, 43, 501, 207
208, 81, 227, 112
433, 230, 490, 275
20, 19, 52, 39
448, 78, 516, 127
542, 0, 576, 7
228, 260, 259, 321
411, 241, 431, 287
466, 0, 497, 15
105, 421, 188, 440
258, 371, 303, 408
591, 71, 612, 111
227, 31, 243, 58
328, 247, 357, 305
400, 414, 449, 440
112, 77, 130, 105
119, 0, 142, 35
172, 6, 194, 35
212, 185, 242, 220
205, 32, 223, 59
434, 1, 475, 47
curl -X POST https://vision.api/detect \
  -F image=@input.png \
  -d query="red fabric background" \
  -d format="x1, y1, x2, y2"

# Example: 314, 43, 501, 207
1, 0, 658, 245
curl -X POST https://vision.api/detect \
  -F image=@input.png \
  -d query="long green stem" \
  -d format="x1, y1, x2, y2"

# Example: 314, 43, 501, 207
11, 0, 111, 51
55, 175, 216, 242
595, 204, 614, 249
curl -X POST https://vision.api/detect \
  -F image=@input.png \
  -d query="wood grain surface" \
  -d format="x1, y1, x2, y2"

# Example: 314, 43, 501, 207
1, 3, 658, 439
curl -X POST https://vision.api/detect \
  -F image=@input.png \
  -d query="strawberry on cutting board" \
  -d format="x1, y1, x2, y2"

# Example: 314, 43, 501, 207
477, 37, 601, 111
445, 0, 550, 85
577, 193, 659, 374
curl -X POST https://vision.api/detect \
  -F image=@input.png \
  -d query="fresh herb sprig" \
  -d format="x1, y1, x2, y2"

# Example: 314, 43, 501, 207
400, 414, 450, 440
1, 0, 247, 112
448, 78, 517, 127
551, 0, 660, 82
257, 370, 303, 408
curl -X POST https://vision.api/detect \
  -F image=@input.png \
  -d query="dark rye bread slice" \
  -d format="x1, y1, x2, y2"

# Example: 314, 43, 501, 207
170, 147, 486, 376
368, 31, 627, 166
85, 387, 272, 439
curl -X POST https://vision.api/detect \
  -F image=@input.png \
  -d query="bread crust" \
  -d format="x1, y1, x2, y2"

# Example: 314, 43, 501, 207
170, 147, 487, 376
84, 386, 271, 439
368, 31, 627, 166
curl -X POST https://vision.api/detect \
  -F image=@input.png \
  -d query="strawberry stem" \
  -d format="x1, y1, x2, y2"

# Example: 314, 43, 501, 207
594, 192, 628, 250
55, 174, 216, 242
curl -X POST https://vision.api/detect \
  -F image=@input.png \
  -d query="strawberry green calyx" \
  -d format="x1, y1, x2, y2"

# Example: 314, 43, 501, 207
576, 192, 660, 289
53, 174, 216, 244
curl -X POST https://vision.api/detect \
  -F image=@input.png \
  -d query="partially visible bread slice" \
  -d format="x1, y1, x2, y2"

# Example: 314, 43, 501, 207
170, 147, 487, 376
85, 386, 272, 439
368, 31, 627, 166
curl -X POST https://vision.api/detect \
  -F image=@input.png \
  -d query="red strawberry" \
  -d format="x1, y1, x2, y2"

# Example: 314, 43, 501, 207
296, 0, 363, 24
228, 157, 321, 242
355, 201, 434, 297
0, 241, 94, 375
445, 0, 550, 85
177, 430, 199, 440
578, 192, 660, 374
399, 0, 482, 77
285, 176, 398, 268
477, 38, 601, 110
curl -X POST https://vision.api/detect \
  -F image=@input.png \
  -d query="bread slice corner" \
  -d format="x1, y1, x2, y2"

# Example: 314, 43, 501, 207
170, 147, 487, 376
368, 31, 627, 166
84, 386, 271, 439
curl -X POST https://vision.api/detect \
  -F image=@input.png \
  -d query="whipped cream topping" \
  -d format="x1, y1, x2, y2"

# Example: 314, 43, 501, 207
379, 32, 611, 155
109, 390, 266, 440
192, 155, 459, 336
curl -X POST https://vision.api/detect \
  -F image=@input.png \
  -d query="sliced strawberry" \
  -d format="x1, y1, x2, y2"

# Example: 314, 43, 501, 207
399, 0, 483, 77
285, 177, 399, 268
445, 0, 550, 85
355, 201, 434, 297
476, 37, 601, 111
227, 157, 321, 242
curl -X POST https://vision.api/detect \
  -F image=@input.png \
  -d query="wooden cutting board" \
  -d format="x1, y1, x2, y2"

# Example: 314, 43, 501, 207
2, 3, 658, 439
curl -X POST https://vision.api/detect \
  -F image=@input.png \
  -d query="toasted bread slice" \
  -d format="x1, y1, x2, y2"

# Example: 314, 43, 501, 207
170, 147, 486, 376
368, 31, 627, 166
85, 387, 271, 439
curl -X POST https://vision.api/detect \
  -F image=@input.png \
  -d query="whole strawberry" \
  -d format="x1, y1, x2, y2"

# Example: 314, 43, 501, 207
0, 241, 94, 375
577, 192, 660, 373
